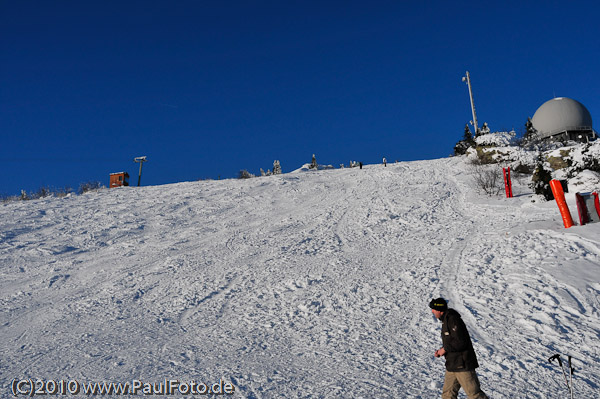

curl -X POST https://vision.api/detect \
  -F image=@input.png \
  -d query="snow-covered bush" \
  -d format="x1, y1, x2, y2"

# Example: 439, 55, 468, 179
530, 155, 554, 200
568, 142, 600, 174
238, 170, 255, 179
1, 194, 19, 203
78, 181, 104, 194
479, 122, 490, 135
273, 160, 282, 175
518, 117, 538, 147
260, 168, 271, 177
454, 124, 475, 156
32, 186, 52, 199
2, 186, 75, 202
55, 187, 73, 198
309, 154, 318, 169
474, 130, 516, 147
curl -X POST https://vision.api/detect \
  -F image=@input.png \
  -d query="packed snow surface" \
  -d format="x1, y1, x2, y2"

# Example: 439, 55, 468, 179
1, 157, 599, 398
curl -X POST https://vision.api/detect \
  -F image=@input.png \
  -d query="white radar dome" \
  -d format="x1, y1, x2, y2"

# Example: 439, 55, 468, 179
531, 97, 593, 140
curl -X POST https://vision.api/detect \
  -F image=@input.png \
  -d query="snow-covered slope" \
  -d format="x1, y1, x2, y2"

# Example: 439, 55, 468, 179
1, 157, 599, 398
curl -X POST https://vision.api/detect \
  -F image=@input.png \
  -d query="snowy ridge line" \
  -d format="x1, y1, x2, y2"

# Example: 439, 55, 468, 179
1, 157, 599, 397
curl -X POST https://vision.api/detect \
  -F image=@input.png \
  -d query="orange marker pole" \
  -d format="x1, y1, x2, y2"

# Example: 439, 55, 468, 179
550, 179, 574, 228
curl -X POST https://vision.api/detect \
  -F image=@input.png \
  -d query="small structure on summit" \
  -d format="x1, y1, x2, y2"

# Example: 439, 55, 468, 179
531, 97, 596, 142
109, 172, 129, 188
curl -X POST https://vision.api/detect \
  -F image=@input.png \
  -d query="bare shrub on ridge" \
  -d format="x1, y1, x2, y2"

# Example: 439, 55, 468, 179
469, 159, 503, 196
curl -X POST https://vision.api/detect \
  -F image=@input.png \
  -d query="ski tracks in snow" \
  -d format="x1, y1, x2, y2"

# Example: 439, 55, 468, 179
2, 160, 600, 397
438, 166, 600, 397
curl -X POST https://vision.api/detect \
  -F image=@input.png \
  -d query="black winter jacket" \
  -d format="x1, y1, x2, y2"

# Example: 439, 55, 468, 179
440, 308, 479, 372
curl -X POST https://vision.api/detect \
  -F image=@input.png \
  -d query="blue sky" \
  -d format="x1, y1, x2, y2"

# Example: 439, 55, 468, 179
1, 1, 599, 196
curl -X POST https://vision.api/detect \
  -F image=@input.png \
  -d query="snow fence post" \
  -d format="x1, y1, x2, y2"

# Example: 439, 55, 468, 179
503, 167, 513, 198
550, 179, 574, 228
575, 193, 589, 226
574, 192, 600, 225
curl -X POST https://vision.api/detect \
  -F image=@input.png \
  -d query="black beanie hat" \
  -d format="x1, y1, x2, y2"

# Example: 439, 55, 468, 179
429, 297, 447, 311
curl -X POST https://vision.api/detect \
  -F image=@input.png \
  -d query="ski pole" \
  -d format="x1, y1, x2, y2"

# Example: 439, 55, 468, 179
548, 354, 570, 393
568, 356, 574, 399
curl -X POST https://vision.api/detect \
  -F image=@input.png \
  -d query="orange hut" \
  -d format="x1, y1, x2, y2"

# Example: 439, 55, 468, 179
109, 172, 129, 188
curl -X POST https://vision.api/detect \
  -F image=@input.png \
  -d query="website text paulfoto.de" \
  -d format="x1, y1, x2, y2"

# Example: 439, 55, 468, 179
10, 378, 235, 396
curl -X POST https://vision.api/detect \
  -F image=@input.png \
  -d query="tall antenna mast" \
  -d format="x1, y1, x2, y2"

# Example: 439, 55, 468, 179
462, 71, 479, 135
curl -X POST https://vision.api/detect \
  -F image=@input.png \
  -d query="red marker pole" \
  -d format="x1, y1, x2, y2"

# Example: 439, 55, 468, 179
503, 167, 513, 198
593, 192, 600, 219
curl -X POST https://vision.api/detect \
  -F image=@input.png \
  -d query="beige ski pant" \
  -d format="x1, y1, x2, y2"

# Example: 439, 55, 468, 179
442, 370, 489, 399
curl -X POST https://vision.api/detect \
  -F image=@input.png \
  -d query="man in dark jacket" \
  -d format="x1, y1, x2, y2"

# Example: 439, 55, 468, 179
430, 297, 489, 399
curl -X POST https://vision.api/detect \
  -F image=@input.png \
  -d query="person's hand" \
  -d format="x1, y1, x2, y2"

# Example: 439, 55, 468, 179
434, 348, 446, 357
